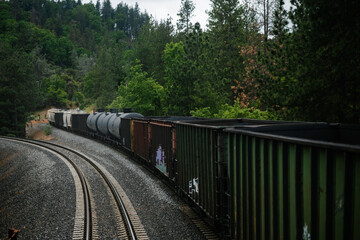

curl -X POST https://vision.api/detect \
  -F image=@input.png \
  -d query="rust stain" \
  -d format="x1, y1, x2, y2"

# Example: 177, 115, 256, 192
0, 153, 17, 168
0, 167, 16, 182
8, 228, 19, 239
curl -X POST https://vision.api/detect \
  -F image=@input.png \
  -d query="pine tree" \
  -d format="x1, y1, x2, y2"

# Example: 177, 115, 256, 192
177, 0, 195, 34
207, 0, 247, 102
256, 0, 290, 114
272, 0, 288, 40
95, 0, 101, 13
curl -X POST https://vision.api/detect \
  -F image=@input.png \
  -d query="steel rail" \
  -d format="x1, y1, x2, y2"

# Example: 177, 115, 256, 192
22, 137, 137, 240
0, 136, 92, 240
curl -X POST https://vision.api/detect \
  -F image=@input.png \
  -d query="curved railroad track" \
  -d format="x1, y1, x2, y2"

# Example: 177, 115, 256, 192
0, 136, 92, 239
1, 136, 147, 239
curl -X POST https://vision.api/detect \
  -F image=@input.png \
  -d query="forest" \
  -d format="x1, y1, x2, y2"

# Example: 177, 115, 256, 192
0, 0, 359, 136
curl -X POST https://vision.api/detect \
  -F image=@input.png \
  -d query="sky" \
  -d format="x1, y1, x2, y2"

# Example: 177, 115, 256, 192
82, 0, 293, 30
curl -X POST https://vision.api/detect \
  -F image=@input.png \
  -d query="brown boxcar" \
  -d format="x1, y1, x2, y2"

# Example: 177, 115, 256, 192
132, 117, 204, 179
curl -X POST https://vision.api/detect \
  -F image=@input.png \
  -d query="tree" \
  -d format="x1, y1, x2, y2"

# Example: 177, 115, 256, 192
113, 2, 149, 40
0, 43, 41, 136
109, 61, 164, 115
184, 23, 226, 111
75, 53, 96, 79
95, 0, 101, 13
287, 0, 360, 122
255, 0, 291, 115
256, 0, 275, 44
102, 0, 114, 30
43, 74, 69, 108
83, 46, 119, 107
177, 0, 195, 34
207, 0, 247, 102
271, 0, 288, 39
134, 18, 174, 82
163, 41, 195, 115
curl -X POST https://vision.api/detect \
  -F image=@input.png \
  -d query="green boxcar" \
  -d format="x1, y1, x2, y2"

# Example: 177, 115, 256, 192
224, 124, 360, 240
174, 119, 288, 232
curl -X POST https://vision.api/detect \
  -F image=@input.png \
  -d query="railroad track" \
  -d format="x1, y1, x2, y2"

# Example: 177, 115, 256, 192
1, 136, 147, 240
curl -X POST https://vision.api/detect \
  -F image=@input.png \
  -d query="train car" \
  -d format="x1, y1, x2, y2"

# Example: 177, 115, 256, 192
62, 110, 70, 128
131, 118, 150, 161
86, 111, 105, 134
54, 111, 64, 128
97, 112, 116, 138
47, 109, 62, 125
223, 123, 360, 240
108, 112, 123, 141
173, 119, 297, 230
131, 116, 204, 180
71, 113, 90, 134
62, 109, 86, 129
119, 113, 144, 150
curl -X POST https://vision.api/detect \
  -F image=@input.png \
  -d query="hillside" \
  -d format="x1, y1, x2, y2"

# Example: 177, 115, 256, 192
0, 0, 359, 136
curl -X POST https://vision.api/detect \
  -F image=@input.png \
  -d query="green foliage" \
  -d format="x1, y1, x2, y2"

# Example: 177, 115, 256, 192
134, 19, 174, 82
163, 25, 229, 116
83, 46, 120, 107
207, 0, 247, 100
0, 0, 358, 128
114, 2, 149, 39
73, 91, 85, 107
163, 41, 195, 115
284, 0, 360, 122
0, 17, 75, 67
47, 85, 68, 108
0, 42, 40, 136
109, 61, 164, 116
191, 103, 279, 120
44, 124, 52, 136
43, 74, 69, 108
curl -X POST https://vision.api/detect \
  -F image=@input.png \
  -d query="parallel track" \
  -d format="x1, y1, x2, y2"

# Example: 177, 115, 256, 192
1, 136, 138, 239
0, 136, 92, 240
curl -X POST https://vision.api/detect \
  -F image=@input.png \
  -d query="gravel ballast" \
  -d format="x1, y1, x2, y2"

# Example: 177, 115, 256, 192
0, 139, 75, 239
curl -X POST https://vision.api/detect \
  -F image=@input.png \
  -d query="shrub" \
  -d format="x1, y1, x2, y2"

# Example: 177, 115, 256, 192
44, 124, 52, 136
191, 103, 280, 120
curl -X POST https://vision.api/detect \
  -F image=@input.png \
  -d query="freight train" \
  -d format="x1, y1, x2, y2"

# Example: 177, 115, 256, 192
47, 108, 360, 240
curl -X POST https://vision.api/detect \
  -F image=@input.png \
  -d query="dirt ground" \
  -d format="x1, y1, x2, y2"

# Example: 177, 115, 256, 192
26, 108, 54, 141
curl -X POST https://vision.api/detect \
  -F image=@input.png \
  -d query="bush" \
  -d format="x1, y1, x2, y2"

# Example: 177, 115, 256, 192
191, 103, 280, 120
44, 124, 52, 136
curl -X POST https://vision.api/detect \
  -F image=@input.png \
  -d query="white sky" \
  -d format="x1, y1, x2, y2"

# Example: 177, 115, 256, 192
82, 0, 292, 30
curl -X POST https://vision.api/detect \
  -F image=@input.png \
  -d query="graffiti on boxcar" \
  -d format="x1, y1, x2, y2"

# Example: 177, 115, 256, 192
188, 178, 199, 196
156, 145, 167, 175
335, 195, 344, 214
302, 224, 311, 240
